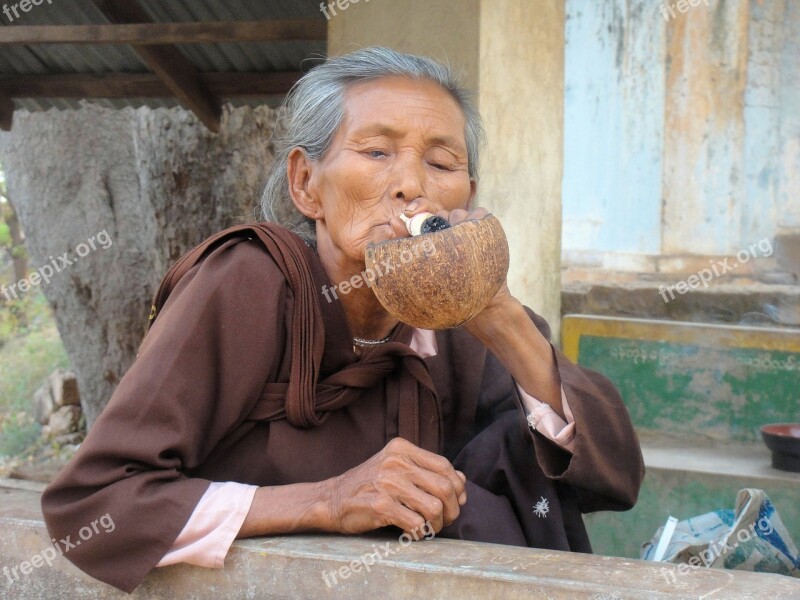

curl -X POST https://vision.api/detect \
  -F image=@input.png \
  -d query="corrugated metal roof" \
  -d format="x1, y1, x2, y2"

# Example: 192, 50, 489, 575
0, 0, 327, 112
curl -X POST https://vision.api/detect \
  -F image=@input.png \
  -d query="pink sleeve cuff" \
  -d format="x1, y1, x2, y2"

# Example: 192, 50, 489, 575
517, 384, 576, 453
156, 481, 257, 569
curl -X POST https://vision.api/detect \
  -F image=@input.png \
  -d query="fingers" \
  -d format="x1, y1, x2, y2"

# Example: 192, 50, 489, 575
378, 464, 461, 532
385, 439, 465, 499
395, 505, 432, 536
382, 438, 466, 527
383, 477, 447, 532
455, 470, 467, 505
331, 439, 467, 538
369, 492, 432, 534
445, 207, 489, 225
406, 468, 462, 527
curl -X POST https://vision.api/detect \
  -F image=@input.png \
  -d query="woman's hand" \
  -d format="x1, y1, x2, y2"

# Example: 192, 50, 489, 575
326, 437, 467, 536
390, 203, 519, 339
390, 203, 565, 418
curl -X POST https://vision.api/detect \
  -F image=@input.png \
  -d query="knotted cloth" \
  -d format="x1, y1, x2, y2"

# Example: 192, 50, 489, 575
146, 222, 442, 452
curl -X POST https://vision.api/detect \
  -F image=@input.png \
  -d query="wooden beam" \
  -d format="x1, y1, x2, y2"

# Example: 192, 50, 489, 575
0, 90, 13, 130
0, 20, 327, 46
0, 72, 303, 99
92, 0, 221, 132
122, 45, 222, 130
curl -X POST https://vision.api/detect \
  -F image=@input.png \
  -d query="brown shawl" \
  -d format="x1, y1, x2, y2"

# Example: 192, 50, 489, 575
143, 223, 441, 450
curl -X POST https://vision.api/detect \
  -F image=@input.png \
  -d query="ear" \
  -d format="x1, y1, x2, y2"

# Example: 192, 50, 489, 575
467, 178, 478, 208
287, 147, 322, 220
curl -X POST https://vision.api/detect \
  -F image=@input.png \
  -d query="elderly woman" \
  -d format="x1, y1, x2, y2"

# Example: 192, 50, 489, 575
42, 47, 644, 593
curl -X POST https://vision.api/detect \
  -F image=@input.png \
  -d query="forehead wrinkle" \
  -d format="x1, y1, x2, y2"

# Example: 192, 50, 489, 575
349, 120, 467, 156
340, 83, 467, 153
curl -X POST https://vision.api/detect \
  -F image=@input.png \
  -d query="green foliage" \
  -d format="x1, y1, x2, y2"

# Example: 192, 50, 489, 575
0, 290, 69, 458
0, 412, 40, 457
0, 161, 27, 265
0, 162, 67, 459
0, 221, 10, 247
0, 291, 53, 347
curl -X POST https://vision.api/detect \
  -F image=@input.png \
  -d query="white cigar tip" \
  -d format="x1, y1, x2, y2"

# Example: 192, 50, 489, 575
398, 211, 439, 236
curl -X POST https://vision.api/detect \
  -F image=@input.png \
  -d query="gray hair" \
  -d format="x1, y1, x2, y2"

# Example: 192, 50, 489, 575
259, 46, 485, 243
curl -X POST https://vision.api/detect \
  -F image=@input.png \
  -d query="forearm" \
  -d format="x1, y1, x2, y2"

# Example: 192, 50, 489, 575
469, 298, 564, 419
237, 480, 334, 539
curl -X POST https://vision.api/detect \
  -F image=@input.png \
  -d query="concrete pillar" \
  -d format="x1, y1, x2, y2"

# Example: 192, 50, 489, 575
328, 0, 565, 339
476, 0, 564, 338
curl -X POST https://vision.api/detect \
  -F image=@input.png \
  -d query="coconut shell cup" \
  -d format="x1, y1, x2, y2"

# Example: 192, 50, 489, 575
364, 214, 510, 330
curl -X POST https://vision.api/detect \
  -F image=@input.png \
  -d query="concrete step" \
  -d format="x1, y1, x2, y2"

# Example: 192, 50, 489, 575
562, 280, 800, 328
1, 481, 798, 599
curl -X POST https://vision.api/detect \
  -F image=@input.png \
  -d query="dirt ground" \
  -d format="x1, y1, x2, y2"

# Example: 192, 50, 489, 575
0, 441, 78, 484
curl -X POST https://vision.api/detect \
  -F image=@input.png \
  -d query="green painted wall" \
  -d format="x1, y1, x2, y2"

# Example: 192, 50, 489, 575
579, 335, 800, 442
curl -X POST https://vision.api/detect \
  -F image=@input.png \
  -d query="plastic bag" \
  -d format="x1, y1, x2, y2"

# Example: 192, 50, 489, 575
641, 488, 799, 578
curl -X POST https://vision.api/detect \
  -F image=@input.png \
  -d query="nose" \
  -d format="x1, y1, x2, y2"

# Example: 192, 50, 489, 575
389, 153, 425, 207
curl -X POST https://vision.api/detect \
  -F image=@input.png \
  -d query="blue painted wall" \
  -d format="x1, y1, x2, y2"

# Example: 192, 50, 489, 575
563, 0, 800, 259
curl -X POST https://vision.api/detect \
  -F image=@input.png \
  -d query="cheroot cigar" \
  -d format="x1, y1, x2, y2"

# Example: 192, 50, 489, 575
399, 212, 451, 236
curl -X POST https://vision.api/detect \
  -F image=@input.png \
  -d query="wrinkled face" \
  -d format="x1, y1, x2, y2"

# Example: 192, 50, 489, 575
302, 76, 476, 267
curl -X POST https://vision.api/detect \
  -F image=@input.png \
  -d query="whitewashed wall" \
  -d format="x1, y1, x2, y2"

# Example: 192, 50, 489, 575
563, 0, 800, 261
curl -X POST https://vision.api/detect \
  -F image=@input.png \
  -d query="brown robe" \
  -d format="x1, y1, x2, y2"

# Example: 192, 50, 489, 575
41, 226, 645, 593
